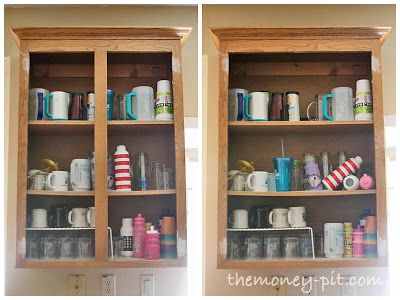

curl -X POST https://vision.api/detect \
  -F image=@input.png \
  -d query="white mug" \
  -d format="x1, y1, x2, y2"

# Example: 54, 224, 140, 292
87, 207, 95, 228
29, 88, 49, 120
68, 208, 89, 228
70, 159, 91, 191
324, 223, 344, 258
47, 171, 69, 191
269, 208, 289, 228
288, 206, 306, 228
44, 91, 70, 120
126, 86, 155, 120
246, 171, 268, 192
244, 92, 269, 121
30, 208, 48, 228
228, 88, 248, 121
230, 209, 248, 229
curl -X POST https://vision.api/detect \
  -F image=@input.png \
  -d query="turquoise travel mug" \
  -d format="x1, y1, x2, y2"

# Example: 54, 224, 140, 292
107, 89, 115, 120
273, 157, 293, 191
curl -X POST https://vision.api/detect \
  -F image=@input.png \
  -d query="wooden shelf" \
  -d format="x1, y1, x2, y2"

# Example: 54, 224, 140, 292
108, 120, 174, 135
29, 120, 94, 135
228, 190, 376, 197
27, 190, 94, 197
228, 121, 373, 135
222, 257, 384, 269
22, 258, 182, 269
108, 189, 176, 197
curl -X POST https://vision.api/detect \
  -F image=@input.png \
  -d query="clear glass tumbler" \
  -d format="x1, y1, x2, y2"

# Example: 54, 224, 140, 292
263, 235, 281, 259
151, 162, 165, 190
41, 235, 59, 259
60, 236, 76, 259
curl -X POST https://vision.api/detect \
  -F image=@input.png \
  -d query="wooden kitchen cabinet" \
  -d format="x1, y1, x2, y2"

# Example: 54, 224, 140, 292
12, 27, 191, 268
210, 27, 390, 269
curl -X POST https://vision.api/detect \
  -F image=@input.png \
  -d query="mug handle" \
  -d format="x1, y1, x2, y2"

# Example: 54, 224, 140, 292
306, 101, 316, 121
44, 93, 53, 119
237, 93, 244, 121
322, 93, 334, 121
268, 211, 274, 226
68, 210, 74, 226
87, 209, 91, 225
37, 92, 44, 120
70, 161, 78, 188
46, 173, 55, 190
288, 210, 293, 226
228, 214, 233, 228
126, 92, 137, 120
244, 95, 253, 120
246, 173, 255, 191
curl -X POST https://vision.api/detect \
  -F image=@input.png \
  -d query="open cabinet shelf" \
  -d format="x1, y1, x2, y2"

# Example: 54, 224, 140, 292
13, 27, 190, 269
212, 27, 390, 269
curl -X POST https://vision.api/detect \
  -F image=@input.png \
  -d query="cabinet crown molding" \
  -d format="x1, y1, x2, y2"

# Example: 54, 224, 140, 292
210, 27, 391, 49
11, 26, 192, 48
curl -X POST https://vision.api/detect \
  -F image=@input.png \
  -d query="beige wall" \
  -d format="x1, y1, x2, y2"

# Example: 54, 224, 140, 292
202, 4, 395, 296
4, 5, 197, 296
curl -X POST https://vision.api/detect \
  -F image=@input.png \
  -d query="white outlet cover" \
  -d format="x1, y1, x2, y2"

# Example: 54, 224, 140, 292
101, 274, 116, 296
140, 274, 155, 296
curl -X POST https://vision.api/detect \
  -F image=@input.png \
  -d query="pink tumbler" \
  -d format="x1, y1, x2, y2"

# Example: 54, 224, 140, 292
144, 226, 160, 260
352, 225, 364, 258
359, 174, 375, 190
133, 213, 146, 258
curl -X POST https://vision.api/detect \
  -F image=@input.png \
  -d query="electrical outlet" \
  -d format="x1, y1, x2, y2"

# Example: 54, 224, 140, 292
301, 276, 317, 296
140, 274, 155, 296
69, 275, 86, 296
101, 274, 116, 296
267, 277, 287, 296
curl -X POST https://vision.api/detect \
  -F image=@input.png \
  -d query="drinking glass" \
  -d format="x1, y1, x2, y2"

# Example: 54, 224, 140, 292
41, 235, 59, 259
227, 235, 244, 260
244, 235, 264, 260
283, 236, 300, 258
163, 167, 174, 189
263, 235, 281, 259
112, 236, 124, 258
60, 236, 76, 259
76, 236, 93, 259
26, 232, 41, 259
151, 162, 165, 190
299, 234, 313, 258
132, 152, 150, 191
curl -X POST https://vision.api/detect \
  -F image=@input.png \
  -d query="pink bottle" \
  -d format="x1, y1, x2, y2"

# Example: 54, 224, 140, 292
133, 213, 146, 258
352, 225, 364, 258
144, 226, 160, 260
322, 156, 363, 190
359, 174, 375, 190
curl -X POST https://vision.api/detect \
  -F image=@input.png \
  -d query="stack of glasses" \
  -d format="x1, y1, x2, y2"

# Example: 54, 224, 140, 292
363, 216, 377, 258
160, 216, 177, 259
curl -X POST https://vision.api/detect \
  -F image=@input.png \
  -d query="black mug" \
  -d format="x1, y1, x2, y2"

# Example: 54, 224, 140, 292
249, 206, 270, 228
48, 205, 69, 228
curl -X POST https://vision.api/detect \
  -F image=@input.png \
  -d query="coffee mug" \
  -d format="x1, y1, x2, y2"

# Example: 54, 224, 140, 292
288, 206, 306, 228
244, 92, 269, 121
30, 208, 48, 228
68, 208, 89, 228
30, 174, 46, 190
70, 159, 91, 191
230, 209, 248, 229
232, 172, 245, 191
44, 91, 70, 120
267, 173, 276, 192
269, 208, 289, 228
49, 205, 69, 228
47, 171, 69, 191
323, 87, 354, 121
29, 88, 49, 120
228, 88, 248, 121
246, 171, 268, 192
87, 207, 95, 228
126, 86, 155, 120
306, 94, 324, 121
